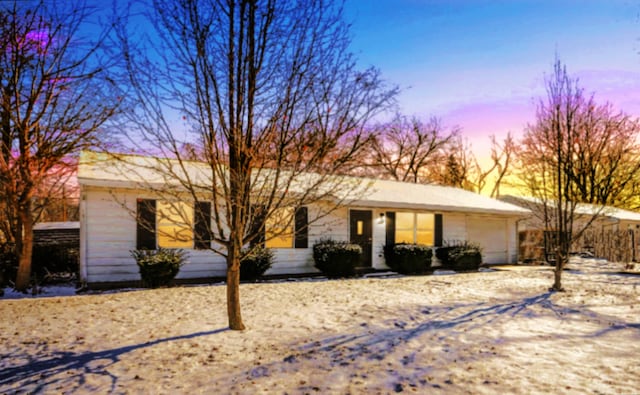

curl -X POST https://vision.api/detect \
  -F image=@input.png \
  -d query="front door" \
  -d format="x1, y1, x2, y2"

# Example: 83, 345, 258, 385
350, 210, 372, 267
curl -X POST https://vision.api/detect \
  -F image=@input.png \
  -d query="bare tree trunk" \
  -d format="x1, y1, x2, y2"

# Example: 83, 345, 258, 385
15, 200, 33, 292
552, 249, 564, 291
226, 244, 245, 330
119, 0, 396, 330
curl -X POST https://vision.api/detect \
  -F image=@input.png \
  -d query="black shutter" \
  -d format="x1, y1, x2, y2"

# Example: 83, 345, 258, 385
294, 206, 308, 249
136, 199, 156, 250
194, 201, 211, 250
385, 211, 395, 246
250, 205, 265, 248
434, 213, 443, 247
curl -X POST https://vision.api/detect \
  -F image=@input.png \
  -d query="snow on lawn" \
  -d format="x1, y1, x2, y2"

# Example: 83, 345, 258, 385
1, 257, 639, 394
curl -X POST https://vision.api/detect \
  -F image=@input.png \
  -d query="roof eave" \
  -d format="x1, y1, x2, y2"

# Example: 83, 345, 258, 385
349, 199, 531, 216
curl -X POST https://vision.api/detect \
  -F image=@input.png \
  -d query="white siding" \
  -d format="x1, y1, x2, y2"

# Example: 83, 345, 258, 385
440, 213, 519, 265
81, 187, 227, 284
82, 187, 137, 283
80, 186, 523, 285
468, 217, 508, 264
443, 213, 468, 243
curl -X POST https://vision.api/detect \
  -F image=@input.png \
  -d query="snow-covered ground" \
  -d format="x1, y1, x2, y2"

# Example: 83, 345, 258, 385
1, 257, 638, 394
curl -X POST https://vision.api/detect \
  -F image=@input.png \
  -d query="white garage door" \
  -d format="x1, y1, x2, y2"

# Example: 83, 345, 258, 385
467, 217, 508, 264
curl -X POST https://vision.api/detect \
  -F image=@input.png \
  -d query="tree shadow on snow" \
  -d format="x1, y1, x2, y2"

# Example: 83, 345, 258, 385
294, 292, 572, 363
254, 291, 640, 391
0, 328, 228, 393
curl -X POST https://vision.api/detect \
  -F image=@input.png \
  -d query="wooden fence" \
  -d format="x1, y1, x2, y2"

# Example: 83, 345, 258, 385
578, 229, 638, 264
518, 228, 639, 265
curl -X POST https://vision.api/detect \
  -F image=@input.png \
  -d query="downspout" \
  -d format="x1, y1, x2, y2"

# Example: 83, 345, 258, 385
515, 217, 525, 264
79, 188, 88, 286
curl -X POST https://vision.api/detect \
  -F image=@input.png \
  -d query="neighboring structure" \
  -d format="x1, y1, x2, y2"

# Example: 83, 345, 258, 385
33, 221, 80, 276
34, 221, 80, 245
500, 195, 640, 263
78, 151, 530, 287
500, 195, 640, 232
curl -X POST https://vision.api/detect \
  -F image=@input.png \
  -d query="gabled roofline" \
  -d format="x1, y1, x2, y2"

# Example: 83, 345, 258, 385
78, 150, 531, 216
500, 194, 640, 222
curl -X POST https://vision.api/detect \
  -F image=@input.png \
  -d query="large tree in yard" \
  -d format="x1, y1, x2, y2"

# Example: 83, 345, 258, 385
119, 0, 396, 330
516, 59, 640, 291
0, 1, 119, 291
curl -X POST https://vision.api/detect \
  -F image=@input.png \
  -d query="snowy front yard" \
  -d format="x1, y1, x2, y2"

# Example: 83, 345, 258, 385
1, 258, 639, 394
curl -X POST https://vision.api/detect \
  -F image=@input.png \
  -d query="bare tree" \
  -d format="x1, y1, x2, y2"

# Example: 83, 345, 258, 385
366, 115, 458, 183
0, 1, 120, 291
32, 165, 80, 223
118, 0, 396, 330
476, 133, 516, 197
431, 135, 474, 190
516, 59, 640, 291
433, 133, 515, 196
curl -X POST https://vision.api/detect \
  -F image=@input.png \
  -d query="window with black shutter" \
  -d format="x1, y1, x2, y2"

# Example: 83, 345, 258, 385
294, 206, 308, 249
136, 199, 156, 250
434, 213, 443, 247
250, 205, 266, 248
385, 211, 395, 246
194, 201, 212, 250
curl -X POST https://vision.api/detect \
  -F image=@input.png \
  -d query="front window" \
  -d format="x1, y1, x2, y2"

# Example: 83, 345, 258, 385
265, 207, 294, 248
395, 212, 434, 245
157, 201, 194, 248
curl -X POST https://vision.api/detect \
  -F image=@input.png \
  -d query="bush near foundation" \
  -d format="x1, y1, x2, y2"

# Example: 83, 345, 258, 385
436, 241, 482, 271
383, 243, 433, 274
240, 247, 274, 281
131, 248, 187, 288
312, 238, 362, 278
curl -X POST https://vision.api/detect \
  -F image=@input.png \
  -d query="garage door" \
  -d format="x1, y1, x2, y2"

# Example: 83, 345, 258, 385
467, 217, 508, 264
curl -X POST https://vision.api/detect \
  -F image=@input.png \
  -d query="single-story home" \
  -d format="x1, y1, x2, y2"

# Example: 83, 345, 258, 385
78, 151, 530, 287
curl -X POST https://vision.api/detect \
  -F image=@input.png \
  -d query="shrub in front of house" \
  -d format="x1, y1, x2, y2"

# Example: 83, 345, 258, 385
434, 245, 453, 265
131, 248, 187, 288
383, 243, 433, 274
312, 238, 362, 278
436, 241, 482, 271
240, 247, 274, 282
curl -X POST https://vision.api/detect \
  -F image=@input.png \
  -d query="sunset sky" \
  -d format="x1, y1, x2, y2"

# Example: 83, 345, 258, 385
344, 0, 640, 155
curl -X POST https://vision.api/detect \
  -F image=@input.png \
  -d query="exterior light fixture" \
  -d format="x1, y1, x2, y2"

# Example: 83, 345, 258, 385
378, 213, 385, 225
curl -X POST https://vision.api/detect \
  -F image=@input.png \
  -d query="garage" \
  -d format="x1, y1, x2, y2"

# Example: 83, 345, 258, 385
467, 217, 508, 264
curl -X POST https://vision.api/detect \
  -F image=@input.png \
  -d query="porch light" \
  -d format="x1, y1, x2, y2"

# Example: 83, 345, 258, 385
378, 213, 385, 225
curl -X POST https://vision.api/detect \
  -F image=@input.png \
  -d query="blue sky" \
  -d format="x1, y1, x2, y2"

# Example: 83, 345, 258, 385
344, 0, 640, 153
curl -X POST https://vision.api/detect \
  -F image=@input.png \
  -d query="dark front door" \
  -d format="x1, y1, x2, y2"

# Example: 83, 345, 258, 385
350, 210, 372, 267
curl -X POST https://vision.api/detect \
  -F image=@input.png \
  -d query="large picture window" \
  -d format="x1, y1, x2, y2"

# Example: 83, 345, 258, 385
394, 212, 434, 245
